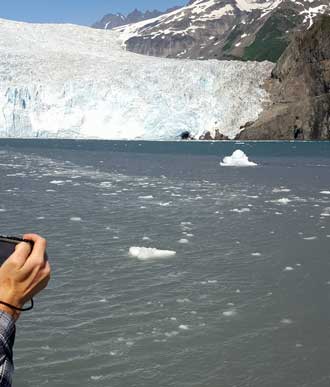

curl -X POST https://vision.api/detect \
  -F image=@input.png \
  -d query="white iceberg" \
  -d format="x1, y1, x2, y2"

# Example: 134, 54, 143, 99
220, 150, 257, 167
129, 246, 176, 260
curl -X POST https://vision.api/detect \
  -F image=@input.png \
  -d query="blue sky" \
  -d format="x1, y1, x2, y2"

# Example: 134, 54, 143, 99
0, 0, 187, 26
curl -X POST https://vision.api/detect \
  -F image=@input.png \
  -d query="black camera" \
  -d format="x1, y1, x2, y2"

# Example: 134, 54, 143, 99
0, 236, 34, 265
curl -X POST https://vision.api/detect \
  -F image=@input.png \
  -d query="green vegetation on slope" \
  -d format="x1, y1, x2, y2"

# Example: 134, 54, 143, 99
223, 26, 243, 52
243, 9, 303, 62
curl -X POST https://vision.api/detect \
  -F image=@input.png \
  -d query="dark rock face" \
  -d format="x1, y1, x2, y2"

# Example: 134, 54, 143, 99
117, 0, 330, 63
237, 15, 330, 140
199, 130, 229, 141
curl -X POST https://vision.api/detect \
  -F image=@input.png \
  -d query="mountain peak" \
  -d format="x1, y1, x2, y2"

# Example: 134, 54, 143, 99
93, 6, 181, 30
115, 0, 330, 62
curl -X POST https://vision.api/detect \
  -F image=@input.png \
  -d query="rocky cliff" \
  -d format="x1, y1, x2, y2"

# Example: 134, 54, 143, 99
237, 15, 330, 140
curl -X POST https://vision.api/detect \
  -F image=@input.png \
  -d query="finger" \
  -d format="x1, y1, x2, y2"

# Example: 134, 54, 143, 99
23, 234, 47, 258
6, 242, 32, 268
22, 234, 47, 271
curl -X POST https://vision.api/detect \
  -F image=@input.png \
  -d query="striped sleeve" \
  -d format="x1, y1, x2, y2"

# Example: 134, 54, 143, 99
0, 311, 15, 387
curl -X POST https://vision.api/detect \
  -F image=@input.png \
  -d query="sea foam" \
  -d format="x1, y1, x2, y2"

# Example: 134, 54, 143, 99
129, 246, 176, 260
220, 150, 257, 167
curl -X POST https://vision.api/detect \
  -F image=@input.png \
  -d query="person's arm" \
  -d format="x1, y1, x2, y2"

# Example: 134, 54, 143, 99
0, 234, 51, 386
0, 311, 16, 386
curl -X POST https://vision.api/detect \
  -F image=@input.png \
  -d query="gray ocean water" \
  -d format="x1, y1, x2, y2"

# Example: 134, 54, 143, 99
0, 140, 329, 387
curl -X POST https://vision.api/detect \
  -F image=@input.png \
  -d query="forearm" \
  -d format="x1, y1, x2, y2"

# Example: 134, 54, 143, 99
0, 311, 16, 387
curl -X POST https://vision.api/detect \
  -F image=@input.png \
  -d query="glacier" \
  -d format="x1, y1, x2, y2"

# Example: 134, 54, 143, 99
0, 18, 273, 140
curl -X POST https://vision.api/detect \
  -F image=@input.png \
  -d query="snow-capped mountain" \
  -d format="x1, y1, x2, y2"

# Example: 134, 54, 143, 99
0, 18, 272, 140
116, 0, 330, 62
93, 8, 180, 30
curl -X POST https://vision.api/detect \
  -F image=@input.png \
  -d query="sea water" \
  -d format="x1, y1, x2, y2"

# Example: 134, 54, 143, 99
0, 140, 329, 387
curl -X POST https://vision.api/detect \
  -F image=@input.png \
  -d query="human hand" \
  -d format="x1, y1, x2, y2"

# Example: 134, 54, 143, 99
0, 234, 51, 320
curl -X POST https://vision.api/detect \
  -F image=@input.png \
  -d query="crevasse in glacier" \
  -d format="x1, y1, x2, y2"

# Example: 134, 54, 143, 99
0, 18, 273, 139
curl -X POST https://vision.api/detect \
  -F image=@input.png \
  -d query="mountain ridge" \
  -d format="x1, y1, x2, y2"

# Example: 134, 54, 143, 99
93, 7, 181, 30
115, 0, 330, 62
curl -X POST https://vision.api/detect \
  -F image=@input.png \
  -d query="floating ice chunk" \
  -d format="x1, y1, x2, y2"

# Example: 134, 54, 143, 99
321, 208, 330, 217
231, 208, 250, 213
142, 236, 151, 241
0, 209, 6, 212
276, 198, 291, 205
129, 246, 176, 260
178, 238, 189, 244
281, 318, 293, 325
320, 191, 330, 195
91, 376, 103, 381
176, 298, 191, 303
251, 252, 261, 256
272, 187, 291, 193
165, 331, 179, 337
49, 180, 65, 185
179, 325, 189, 330
222, 309, 237, 317
284, 266, 294, 271
303, 236, 317, 240
138, 195, 153, 199
70, 217, 82, 222
220, 150, 257, 167
100, 181, 112, 188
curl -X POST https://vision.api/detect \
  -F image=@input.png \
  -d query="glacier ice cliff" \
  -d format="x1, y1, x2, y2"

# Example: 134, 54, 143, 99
0, 18, 273, 140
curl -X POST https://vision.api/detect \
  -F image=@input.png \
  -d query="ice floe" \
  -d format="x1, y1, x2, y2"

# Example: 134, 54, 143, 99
275, 198, 291, 205
230, 208, 250, 213
320, 208, 330, 217
222, 309, 237, 317
50, 180, 65, 185
70, 217, 82, 222
272, 187, 291, 193
220, 150, 257, 167
129, 246, 176, 260
280, 318, 293, 325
